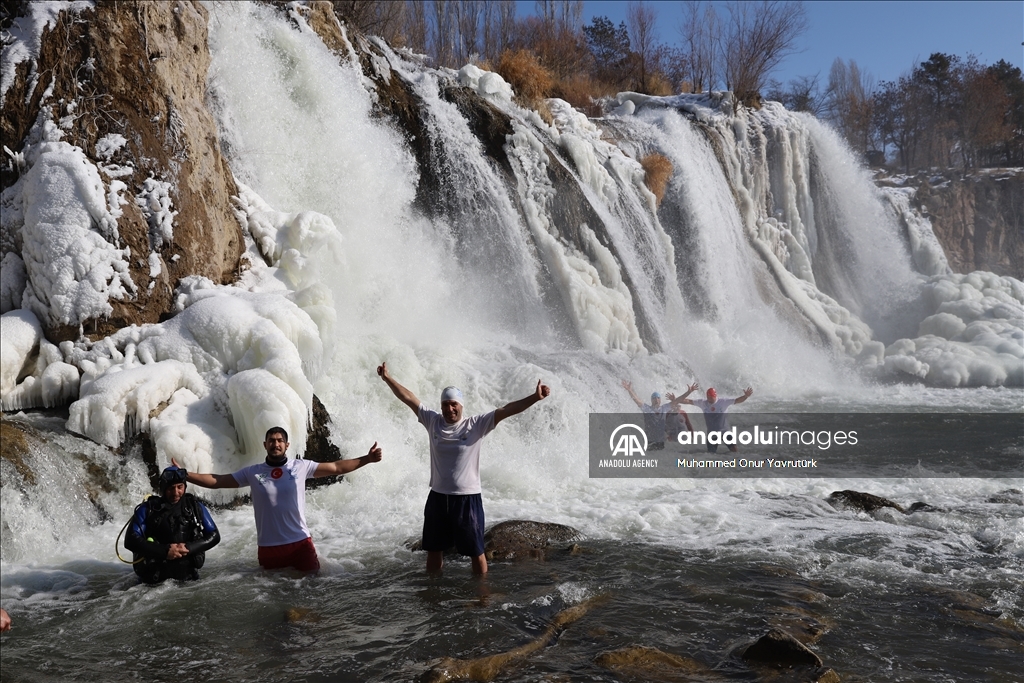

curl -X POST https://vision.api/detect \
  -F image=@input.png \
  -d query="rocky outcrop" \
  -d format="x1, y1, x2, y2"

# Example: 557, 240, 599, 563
878, 169, 1024, 278
1, 1, 243, 341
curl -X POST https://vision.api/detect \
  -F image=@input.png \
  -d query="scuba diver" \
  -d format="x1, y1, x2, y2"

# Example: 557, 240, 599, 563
124, 465, 220, 584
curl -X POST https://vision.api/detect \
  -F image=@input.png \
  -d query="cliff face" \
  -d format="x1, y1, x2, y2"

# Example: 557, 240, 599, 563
881, 170, 1023, 279
1, 0, 243, 341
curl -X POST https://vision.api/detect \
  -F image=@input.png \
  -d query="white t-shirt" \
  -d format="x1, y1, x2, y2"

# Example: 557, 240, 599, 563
691, 397, 736, 431
418, 405, 497, 495
641, 403, 674, 441
232, 458, 319, 547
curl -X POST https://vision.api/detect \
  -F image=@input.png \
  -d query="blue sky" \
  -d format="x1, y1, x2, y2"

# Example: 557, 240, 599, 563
522, 1, 1023, 87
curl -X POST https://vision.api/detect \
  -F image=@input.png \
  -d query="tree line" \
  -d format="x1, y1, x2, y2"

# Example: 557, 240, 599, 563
328, 1, 807, 105
330, 0, 1023, 171
771, 53, 1024, 171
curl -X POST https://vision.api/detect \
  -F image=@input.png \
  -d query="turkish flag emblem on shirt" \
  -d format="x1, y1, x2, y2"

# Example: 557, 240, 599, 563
271, 468, 283, 479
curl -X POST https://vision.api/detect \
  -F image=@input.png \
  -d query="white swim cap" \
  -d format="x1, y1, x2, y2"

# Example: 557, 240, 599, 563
440, 386, 463, 404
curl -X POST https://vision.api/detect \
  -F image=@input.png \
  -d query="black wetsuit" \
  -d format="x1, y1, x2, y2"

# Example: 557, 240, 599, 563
124, 493, 220, 584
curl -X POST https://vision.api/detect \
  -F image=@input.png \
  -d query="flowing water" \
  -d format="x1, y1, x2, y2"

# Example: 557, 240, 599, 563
1, 3, 1022, 681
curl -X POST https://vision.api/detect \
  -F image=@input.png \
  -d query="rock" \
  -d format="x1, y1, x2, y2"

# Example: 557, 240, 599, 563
0, 416, 37, 485
986, 489, 1022, 505
742, 628, 823, 667
595, 645, 716, 680
302, 394, 344, 489
420, 595, 605, 682
827, 490, 904, 513
906, 501, 939, 513
483, 520, 583, 561
404, 519, 583, 559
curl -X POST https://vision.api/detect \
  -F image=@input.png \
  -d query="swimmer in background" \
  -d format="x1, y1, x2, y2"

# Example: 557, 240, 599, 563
621, 380, 674, 451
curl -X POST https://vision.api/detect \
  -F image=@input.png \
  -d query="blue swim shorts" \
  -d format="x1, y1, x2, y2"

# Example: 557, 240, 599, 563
422, 490, 486, 557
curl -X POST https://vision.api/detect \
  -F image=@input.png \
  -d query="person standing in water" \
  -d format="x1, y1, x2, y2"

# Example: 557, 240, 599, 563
377, 361, 550, 575
175, 427, 382, 572
675, 384, 753, 453
124, 465, 221, 583
621, 380, 675, 451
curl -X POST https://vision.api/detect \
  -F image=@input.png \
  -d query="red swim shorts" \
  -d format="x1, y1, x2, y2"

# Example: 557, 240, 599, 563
258, 537, 320, 572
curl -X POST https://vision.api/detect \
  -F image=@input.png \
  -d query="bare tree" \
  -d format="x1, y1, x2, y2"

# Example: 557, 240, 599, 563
330, 1, 407, 44
720, 0, 807, 103
626, 1, 658, 93
826, 58, 875, 154
766, 73, 825, 115
405, 0, 428, 54
678, 0, 719, 93
453, 0, 481, 63
431, 0, 456, 67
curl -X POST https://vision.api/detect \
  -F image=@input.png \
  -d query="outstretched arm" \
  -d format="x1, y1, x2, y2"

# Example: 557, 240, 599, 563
377, 362, 421, 415
621, 379, 643, 408
734, 387, 753, 404
314, 442, 383, 477
495, 380, 550, 426
674, 382, 700, 406
171, 458, 240, 489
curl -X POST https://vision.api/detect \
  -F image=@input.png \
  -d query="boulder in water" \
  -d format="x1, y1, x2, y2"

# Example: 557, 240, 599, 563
405, 519, 582, 560
742, 628, 823, 667
483, 520, 583, 561
827, 490, 904, 513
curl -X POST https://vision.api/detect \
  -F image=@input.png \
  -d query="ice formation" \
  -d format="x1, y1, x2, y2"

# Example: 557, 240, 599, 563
1, 117, 136, 328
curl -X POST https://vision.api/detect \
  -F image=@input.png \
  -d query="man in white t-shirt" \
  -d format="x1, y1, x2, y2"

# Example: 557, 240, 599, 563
175, 426, 382, 572
621, 380, 676, 450
674, 383, 753, 453
377, 361, 550, 575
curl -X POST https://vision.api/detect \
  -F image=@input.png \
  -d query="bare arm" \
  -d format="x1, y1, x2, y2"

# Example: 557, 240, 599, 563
314, 442, 383, 477
674, 382, 700, 406
171, 458, 240, 489
734, 387, 753, 405
621, 379, 643, 407
495, 380, 550, 426
377, 361, 421, 415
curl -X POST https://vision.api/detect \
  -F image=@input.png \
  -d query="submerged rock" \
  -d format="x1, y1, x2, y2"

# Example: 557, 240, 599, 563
742, 628, 822, 667
595, 645, 716, 680
420, 595, 605, 682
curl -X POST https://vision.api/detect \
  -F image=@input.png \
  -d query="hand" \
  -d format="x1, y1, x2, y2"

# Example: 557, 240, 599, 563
688, 382, 699, 393
666, 392, 677, 402
0, 608, 10, 632
167, 543, 189, 560
621, 379, 632, 391
536, 380, 550, 400
743, 387, 753, 398
364, 441, 383, 463
376, 362, 389, 380
171, 457, 181, 467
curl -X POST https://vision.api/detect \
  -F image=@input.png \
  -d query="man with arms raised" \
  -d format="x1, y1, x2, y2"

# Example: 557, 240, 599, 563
174, 427, 382, 572
674, 383, 753, 453
377, 361, 550, 575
